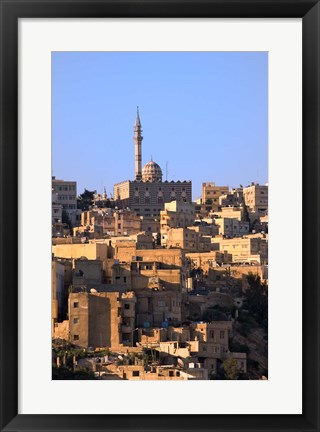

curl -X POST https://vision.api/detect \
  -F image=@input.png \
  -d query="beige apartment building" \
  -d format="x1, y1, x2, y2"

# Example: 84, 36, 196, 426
160, 200, 195, 246
115, 247, 186, 268
186, 251, 232, 271
52, 176, 77, 210
102, 256, 184, 293
52, 176, 81, 226
187, 224, 218, 238
140, 215, 160, 234
63, 246, 188, 293
218, 188, 244, 207
52, 241, 113, 261
243, 183, 268, 214
166, 227, 211, 252
72, 258, 103, 287
76, 209, 142, 238
68, 291, 137, 348
211, 236, 268, 264
135, 289, 182, 327
110, 232, 153, 251
107, 364, 195, 380
52, 191, 63, 224
202, 182, 229, 210
212, 206, 246, 222
214, 217, 250, 237
138, 322, 246, 375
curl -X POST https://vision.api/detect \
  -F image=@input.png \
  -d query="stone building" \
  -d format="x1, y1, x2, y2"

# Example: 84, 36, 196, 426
211, 236, 268, 264
160, 200, 195, 246
75, 208, 142, 239
243, 183, 268, 215
68, 291, 137, 348
166, 227, 211, 252
186, 251, 232, 271
212, 206, 247, 222
114, 109, 192, 217
137, 322, 246, 375
52, 241, 113, 261
52, 176, 81, 226
218, 187, 244, 207
201, 182, 229, 211
214, 217, 250, 237
52, 191, 63, 224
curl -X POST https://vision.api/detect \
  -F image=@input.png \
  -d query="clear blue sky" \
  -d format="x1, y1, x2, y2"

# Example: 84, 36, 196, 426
52, 52, 268, 200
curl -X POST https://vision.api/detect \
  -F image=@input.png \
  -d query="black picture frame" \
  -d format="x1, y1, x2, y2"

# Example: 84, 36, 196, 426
1, 1, 319, 431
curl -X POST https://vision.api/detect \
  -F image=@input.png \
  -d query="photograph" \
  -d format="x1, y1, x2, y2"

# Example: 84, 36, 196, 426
2, 0, 320, 429
51, 51, 268, 380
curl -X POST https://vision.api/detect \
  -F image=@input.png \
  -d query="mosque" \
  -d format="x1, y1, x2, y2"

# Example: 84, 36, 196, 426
114, 109, 192, 217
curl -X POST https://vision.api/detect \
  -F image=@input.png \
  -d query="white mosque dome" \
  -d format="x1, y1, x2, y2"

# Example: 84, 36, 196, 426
142, 160, 163, 182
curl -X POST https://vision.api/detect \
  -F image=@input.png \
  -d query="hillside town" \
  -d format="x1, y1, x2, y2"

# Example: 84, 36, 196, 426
52, 110, 268, 380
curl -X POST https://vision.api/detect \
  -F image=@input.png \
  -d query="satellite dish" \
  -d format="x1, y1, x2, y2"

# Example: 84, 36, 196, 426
177, 358, 184, 367
118, 355, 123, 360
90, 288, 98, 293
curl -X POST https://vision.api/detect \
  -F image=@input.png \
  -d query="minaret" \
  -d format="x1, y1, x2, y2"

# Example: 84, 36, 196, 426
134, 107, 143, 181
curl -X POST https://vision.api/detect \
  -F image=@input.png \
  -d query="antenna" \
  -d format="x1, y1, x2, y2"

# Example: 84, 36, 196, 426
166, 161, 168, 181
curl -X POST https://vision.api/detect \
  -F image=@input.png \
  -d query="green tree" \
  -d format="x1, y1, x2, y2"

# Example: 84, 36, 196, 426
243, 272, 268, 330
77, 189, 95, 211
223, 356, 239, 380
62, 209, 72, 230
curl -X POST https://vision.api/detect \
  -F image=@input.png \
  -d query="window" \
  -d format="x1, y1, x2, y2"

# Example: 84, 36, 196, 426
73, 335, 79, 341
123, 277, 127, 283
73, 318, 79, 324
169, 371, 174, 377
73, 302, 79, 308
124, 304, 130, 310
132, 370, 140, 377
220, 331, 225, 339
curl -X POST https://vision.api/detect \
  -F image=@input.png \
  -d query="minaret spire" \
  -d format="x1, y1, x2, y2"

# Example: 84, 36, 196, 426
134, 106, 143, 181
